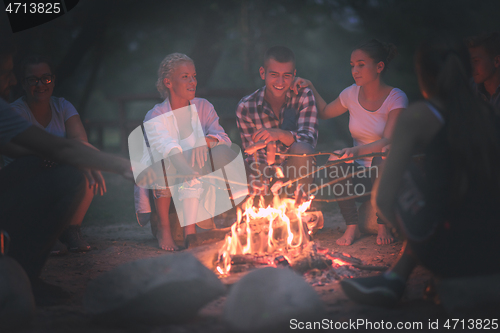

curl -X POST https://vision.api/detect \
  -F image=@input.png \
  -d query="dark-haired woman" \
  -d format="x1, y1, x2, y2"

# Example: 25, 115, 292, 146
7, 56, 103, 253
293, 39, 408, 245
340, 38, 500, 306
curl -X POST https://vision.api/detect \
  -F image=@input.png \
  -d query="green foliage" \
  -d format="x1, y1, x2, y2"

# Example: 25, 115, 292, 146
9, 0, 500, 148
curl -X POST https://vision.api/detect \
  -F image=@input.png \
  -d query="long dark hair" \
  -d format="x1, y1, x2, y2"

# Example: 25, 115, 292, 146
416, 37, 500, 203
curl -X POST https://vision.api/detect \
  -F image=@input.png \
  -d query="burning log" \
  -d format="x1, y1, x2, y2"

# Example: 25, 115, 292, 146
274, 255, 290, 267
216, 195, 315, 275
214, 194, 381, 282
289, 252, 333, 274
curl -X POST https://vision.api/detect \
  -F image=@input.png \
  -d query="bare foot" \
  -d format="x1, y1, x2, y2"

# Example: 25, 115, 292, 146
376, 224, 394, 245
157, 227, 179, 251
336, 225, 361, 246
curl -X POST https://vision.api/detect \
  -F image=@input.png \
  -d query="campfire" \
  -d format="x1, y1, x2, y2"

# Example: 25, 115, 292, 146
216, 195, 362, 283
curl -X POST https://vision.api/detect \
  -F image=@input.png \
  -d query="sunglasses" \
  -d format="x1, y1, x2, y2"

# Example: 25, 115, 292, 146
24, 74, 54, 86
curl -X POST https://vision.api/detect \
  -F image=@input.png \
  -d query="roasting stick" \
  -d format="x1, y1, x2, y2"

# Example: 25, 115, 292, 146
351, 264, 388, 271
254, 151, 263, 184
275, 152, 387, 190
276, 151, 343, 157
303, 166, 378, 197
244, 140, 344, 158
154, 147, 416, 200
312, 192, 372, 202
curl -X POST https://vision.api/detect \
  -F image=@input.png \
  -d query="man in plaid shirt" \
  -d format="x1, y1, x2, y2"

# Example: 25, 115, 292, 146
236, 46, 318, 195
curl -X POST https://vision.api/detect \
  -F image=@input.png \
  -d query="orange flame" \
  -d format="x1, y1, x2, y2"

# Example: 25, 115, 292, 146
331, 258, 349, 266
218, 195, 313, 275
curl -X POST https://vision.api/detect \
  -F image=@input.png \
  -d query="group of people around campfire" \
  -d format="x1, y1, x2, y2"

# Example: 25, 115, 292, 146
142, 40, 407, 251
0, 30, 499, 311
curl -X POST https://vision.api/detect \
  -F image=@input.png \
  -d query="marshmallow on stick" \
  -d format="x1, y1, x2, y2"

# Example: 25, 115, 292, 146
245, 140, 277, 165
244, 140, 266, 155
266, 141, 276, 165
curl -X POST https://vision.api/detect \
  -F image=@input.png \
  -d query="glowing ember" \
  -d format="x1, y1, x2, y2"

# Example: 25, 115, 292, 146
217, 195, 313, 275
331, 258, 350, 266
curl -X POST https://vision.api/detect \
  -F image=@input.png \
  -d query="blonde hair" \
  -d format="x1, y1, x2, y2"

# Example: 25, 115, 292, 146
156, 53, 193, 99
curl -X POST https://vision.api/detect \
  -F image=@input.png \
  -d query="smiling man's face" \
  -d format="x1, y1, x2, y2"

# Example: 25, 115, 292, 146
260, 58, 296, 100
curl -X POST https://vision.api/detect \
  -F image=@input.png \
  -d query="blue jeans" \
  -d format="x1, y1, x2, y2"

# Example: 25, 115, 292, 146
318, 157, 384, 225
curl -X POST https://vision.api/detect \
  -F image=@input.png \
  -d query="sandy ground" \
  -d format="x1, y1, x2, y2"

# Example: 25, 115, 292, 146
19, 174, 449, 333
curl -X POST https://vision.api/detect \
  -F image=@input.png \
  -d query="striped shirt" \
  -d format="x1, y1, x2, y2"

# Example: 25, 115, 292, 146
236, 86, 318, 166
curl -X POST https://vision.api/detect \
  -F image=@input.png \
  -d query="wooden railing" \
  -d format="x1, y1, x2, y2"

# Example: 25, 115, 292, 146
84, 89, 252, 154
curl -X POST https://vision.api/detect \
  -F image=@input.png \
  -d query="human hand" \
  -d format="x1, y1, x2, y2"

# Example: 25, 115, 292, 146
205, 136, 218, 148
252, 128, 283, 144
81, 169, 106, 195
123, 168, 136, 183
327, 151, 342, 161
133, 164, 157, 188
191, 145, 208, 168
183, 173, 201, 187
330, 147, 359, 163
291, 77, 313, 95
90, 170, 107, 196
381, 144, 391, 159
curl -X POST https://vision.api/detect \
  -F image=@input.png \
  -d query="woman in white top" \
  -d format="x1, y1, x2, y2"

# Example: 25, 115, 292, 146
341, 37, 500, 307
6, 55, 105, 253
292, 39, 408, 245
140, 53, 234, 251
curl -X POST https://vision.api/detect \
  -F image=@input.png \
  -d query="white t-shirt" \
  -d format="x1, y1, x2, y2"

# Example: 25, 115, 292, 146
4, 96, 79, 166
339, 84, 408, 166
10, 96, 79, 137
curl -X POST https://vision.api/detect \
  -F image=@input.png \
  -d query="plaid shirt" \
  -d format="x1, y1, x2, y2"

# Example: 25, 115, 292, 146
236, 86, 318, 167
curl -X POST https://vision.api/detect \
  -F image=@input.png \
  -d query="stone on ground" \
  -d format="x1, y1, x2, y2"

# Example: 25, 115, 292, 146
224, 267, 325, 332
84, 252, 226, 325
437, 273, 500, 317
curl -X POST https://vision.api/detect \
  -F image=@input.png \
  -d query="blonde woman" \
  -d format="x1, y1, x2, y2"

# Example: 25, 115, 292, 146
136, 53, 235, 251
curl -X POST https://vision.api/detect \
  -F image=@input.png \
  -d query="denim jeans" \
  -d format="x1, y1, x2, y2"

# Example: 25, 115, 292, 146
318, 157, 384, 225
